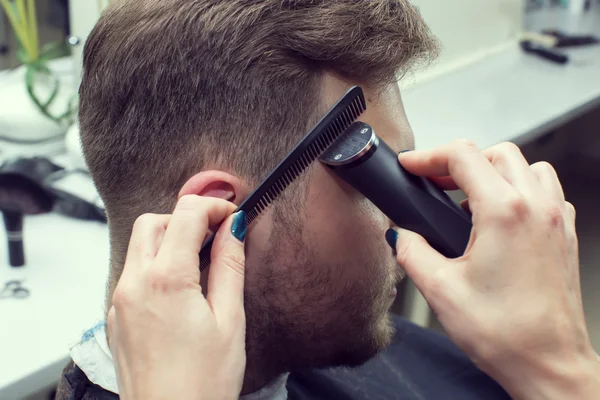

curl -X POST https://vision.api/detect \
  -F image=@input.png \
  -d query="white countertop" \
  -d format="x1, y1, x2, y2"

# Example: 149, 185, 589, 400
1, 6, 599, 400
403, 8, 600, 150
0, 215, 109, 399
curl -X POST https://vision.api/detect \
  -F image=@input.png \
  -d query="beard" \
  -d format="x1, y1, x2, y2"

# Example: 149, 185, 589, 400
240, 209, 401, 393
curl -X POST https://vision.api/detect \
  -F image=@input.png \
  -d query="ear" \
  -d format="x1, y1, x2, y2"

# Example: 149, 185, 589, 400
183, 171, 252, 295
178, 170, 251, 205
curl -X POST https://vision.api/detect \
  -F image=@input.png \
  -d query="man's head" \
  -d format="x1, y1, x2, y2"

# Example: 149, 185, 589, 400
80, 0, 437, 391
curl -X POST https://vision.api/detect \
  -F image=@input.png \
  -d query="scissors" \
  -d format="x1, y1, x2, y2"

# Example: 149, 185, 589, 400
0, 280, 30, 299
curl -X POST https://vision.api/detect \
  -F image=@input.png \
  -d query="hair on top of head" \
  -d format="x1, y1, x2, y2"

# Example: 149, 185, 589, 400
78, 0, 439, 290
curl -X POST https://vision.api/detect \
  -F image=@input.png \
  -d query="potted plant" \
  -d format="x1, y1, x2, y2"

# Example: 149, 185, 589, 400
0, 0, 77, 153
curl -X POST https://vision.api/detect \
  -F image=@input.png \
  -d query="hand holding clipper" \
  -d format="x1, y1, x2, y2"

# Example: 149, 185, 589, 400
320, 122, 472, 259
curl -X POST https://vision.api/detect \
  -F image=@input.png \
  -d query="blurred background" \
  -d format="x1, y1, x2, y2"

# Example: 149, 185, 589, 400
0, 0, 599, 398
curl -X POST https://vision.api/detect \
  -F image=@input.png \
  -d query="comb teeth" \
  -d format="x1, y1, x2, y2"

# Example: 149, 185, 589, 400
200, 256, 210, 271
244, 96, 365, 224
199, 90, 365, 272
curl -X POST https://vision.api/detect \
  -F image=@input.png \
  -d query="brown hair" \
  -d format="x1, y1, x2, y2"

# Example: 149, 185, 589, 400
79, 0, 438, 295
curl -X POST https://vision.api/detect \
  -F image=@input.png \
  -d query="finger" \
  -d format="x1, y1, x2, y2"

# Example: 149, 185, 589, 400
566, 201, 576, 227
106, 307, 117, 342
122, 214, 170, 277
398, 139, 477, 177
530, 161, 565, 202
463, 224, 477, 254
427, 176, 459, 191
106, 307, 119, 358
106, 307, 127, 398
401, 142, 539, 199
435, 161, 563, 200
207, 211, 247, 326
400, 141, 515, 208
460, 198, 471, 214
482, 143, 539, 197
156, 196, 237, 274
528, 162, 574, 234
447, 146, 515, 209
391, 228, 452, 308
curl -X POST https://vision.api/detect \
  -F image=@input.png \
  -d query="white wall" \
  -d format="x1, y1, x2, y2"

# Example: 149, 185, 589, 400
68, 0, 108, 80
407, 0, 525, 85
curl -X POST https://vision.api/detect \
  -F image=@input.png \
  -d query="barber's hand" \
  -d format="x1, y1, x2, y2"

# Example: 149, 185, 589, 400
107, 196, 247, 400
394, 141, 600, 400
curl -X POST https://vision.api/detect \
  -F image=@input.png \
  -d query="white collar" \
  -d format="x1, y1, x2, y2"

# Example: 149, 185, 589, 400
69, 321, 288, 400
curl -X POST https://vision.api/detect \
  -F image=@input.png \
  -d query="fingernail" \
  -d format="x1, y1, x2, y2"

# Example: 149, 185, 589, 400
385, 228, 398, 254
398, 150, 412, 159
231, 211, 247, 242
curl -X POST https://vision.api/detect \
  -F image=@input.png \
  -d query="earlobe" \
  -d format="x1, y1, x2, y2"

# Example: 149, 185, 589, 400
178, 171, 249, 205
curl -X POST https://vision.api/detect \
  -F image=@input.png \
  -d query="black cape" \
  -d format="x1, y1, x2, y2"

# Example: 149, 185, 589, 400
55, 315, 512, 400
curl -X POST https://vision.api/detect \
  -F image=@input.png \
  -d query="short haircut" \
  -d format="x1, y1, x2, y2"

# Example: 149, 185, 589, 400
79, 0, 438, 293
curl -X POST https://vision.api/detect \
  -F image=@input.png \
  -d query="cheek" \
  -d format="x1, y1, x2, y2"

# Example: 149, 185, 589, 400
305, 167, 391, 267
357, 197, 389, 232
305, 193, 389, 264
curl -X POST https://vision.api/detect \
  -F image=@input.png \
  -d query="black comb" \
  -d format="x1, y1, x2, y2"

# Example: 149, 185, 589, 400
199, 86, 366, 271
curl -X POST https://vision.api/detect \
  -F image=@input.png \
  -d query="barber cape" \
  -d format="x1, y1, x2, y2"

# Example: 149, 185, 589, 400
65, 321, 287, 400
56, 315, 513, 400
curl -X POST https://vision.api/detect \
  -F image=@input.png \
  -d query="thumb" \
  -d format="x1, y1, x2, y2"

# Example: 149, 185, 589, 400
387, 228, 450, 302
206, 211, 247, 324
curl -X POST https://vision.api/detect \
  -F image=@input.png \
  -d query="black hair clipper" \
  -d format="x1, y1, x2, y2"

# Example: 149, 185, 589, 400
320, 122, 472, 259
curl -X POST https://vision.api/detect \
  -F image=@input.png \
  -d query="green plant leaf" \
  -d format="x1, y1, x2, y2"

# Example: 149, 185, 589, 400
39, 41, 71, 61
24, 64, 75, 126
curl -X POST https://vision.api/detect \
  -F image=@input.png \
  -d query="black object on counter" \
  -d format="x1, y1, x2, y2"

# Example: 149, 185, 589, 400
3, 210, 25, 266
0, 157, 58, 267
542, 29, 599, 48
520, 40, 569, 65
